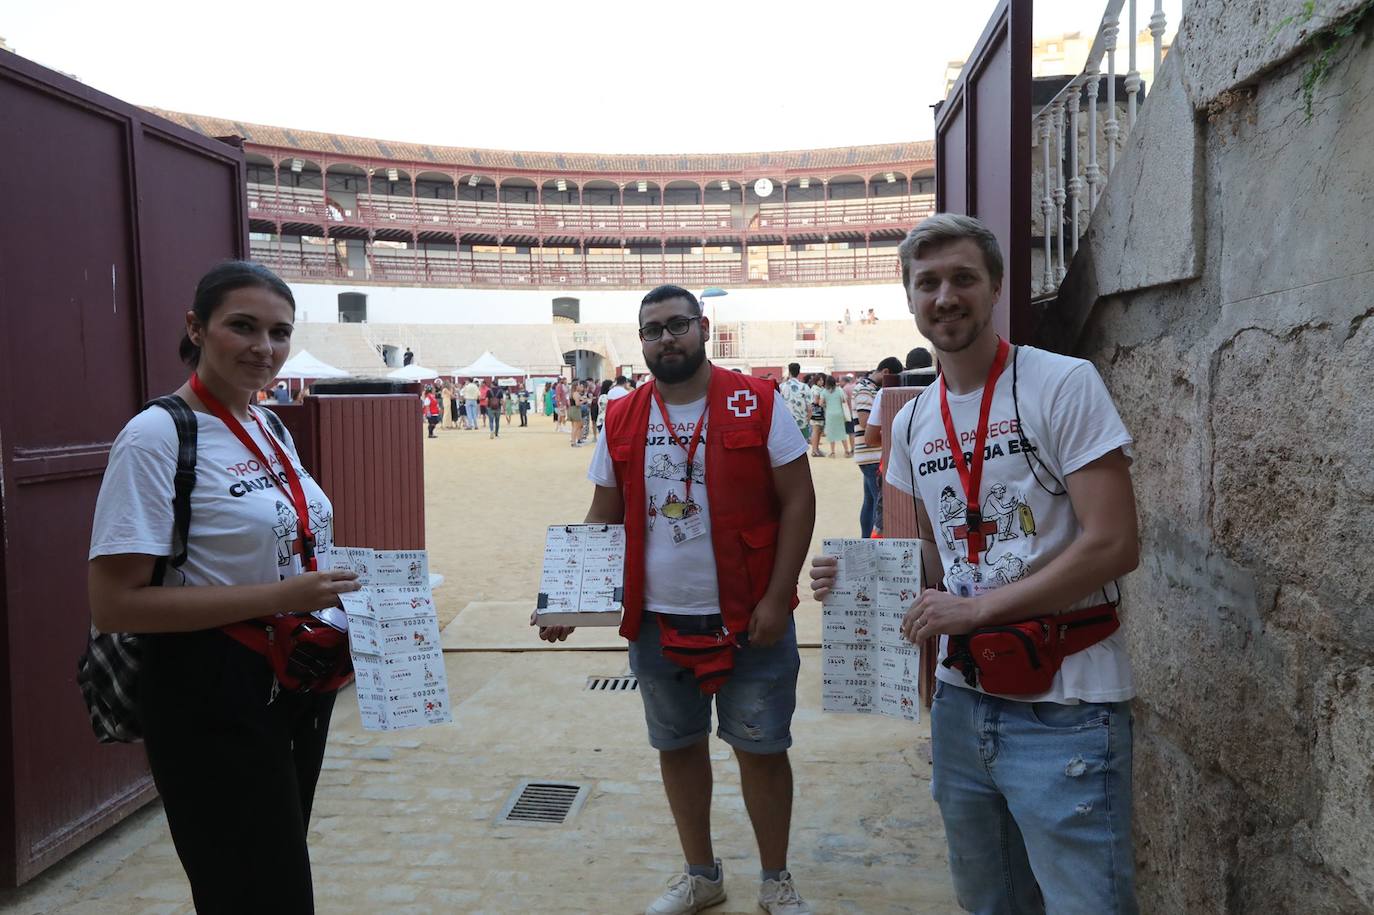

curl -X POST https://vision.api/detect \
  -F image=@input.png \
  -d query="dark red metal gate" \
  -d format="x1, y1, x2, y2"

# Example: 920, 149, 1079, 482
934, 0, 1034, 342
0, 49, 248, 885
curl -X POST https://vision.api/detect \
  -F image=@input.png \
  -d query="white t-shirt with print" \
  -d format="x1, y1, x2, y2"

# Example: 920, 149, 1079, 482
90, 406, 334, 593
885, 345, 1135, 703
588, 391, 808, 615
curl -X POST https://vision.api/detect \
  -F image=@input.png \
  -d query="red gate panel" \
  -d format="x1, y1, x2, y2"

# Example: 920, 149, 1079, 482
934, 0, 1033, 342
0, 48, 248, 885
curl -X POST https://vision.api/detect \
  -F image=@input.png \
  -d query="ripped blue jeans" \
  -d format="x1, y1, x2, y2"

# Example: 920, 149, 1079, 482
930, 680, 1138, 914
629, 613, 799, 754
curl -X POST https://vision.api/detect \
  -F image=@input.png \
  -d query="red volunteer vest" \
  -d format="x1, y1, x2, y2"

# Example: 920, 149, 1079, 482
604, 365, 799, 641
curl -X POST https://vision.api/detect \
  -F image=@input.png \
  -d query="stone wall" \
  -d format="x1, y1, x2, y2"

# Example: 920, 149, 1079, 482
1035, 3, 1374, 912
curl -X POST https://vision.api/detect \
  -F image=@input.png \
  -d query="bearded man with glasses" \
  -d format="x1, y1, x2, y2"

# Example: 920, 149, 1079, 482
537, 284, 817, 914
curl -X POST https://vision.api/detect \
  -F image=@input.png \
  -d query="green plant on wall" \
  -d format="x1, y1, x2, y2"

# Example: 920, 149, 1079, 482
1276, 0, 1374, 118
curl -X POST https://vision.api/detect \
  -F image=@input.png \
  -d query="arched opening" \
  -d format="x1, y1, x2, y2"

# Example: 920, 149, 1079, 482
458, 173, 497, 204
540, 177, 580, 207
869, 170, 909, 199
563, 348, 607, 381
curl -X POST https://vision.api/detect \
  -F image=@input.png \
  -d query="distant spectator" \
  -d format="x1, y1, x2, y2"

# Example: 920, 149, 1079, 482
403, 347, 414, 366
779, 362, 810, 437
607, 375, 632, 402
844, 308, 852, 325
485, 383, 504, 438
273, 382, 290, 404
853, 356, 902, 537
461, 378, 481, 429
422, 386, 441, 438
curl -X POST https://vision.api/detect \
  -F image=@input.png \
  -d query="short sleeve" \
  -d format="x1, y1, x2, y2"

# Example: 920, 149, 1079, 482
867, 390, 885, 427
1048, 362, 1134, 475
586, 433, 617, 487
89, 413, 179, 560
883, 400, 917, 496
767, 392, 810, 466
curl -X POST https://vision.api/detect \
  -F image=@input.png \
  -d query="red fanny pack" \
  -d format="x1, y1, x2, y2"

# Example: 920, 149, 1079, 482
224, 616, 354, 694
656, 616, 739, 696
941, 604, 1119, 696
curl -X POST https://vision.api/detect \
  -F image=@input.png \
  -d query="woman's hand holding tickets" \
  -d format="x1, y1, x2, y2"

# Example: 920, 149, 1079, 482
280, 569, 361, 613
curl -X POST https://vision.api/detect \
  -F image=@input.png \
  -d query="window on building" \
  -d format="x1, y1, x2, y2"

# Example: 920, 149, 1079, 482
339, 292, 367, 323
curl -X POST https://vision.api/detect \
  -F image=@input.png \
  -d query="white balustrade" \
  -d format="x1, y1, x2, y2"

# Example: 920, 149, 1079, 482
1032, 0, 1168, 297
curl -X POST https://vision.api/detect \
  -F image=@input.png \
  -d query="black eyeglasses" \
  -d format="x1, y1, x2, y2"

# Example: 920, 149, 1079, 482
638, 315, 701, 342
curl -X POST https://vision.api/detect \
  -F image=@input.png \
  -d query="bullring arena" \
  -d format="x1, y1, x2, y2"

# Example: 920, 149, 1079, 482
5, 108, 955, 912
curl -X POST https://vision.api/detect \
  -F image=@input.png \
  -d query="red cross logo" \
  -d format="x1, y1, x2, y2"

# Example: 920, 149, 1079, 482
726, 390, 758, 417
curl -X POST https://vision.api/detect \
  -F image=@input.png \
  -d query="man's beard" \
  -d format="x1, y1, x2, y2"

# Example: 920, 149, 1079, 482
647, 343, 706, 384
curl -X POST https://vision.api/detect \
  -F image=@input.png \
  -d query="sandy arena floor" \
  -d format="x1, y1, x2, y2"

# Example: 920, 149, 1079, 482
2, 414, 957, 914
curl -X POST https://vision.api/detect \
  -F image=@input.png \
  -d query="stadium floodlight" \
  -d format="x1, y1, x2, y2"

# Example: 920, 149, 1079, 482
387, 168, 399, 182
556, 178, 567, 192
799, 177, 810, 189
885, 171, 896, 183
468, 175, 480, 187
637, 180, 648, 193
719, 180, 730, 192
290, 158, 303, 173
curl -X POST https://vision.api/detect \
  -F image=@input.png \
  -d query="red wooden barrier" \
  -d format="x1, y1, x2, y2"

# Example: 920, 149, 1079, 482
309, 395, 426, 551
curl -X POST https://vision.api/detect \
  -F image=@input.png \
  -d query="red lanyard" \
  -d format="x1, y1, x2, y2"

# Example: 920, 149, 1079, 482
650, 385, 708, 504
190, 373, 317, 570
938, 337, 1011, 565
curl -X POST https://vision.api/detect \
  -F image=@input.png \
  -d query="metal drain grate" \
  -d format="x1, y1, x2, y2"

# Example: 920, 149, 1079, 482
496, 780, 588, 826
585, 674, 639, 691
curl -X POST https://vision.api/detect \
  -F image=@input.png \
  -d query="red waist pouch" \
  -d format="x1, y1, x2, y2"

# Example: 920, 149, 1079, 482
942, 604, 1119, 696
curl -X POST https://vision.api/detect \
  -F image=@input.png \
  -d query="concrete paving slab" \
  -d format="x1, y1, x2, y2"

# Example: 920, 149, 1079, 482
3, 649, 955, 913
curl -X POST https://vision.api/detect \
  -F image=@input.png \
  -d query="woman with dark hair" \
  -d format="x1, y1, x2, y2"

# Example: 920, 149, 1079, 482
87, 260, 360, 913
568, 379, 585, 447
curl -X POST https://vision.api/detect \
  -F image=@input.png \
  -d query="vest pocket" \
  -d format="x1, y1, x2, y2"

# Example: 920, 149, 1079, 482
739, 520, 779, 596
608, 438, 633, 463
722, 428, 765, 450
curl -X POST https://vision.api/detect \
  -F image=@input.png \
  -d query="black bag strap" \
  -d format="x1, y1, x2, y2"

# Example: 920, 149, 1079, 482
144, 395, 197, 586
256, 404, 289, 443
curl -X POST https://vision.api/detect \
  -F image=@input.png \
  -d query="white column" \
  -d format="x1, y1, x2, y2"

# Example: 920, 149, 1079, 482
1151, 0, 1167, 79
1103, 14, 1120, 173
1039, 110, 1055, 293
1084, 65, 1103, 212
1126, 0, 1141, 128
1053, 99, 1067, 281
1068, 81, 1084, 255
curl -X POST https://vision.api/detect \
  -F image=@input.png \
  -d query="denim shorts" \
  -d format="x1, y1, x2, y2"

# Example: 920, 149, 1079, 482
628, 613, 800, 754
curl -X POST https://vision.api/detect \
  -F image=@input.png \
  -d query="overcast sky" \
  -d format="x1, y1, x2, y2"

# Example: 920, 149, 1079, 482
5, 0, 1183, 154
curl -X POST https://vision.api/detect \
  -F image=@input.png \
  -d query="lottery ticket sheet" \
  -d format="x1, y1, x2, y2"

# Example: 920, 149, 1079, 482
324, 546, 453, 732
821, 538, 925, 723
534, 524, 626, 627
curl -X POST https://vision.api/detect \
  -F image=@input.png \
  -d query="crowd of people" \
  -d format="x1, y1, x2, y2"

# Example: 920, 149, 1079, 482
416, 378, 532, 438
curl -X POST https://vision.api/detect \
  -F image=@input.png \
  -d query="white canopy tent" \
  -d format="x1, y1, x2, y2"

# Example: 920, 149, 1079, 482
276, 350, 350, 380
386, 364, 444, 382
453, 351, 525, 378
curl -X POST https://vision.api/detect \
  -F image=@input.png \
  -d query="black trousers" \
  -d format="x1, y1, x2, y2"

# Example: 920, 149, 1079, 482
138, 630, 336, 914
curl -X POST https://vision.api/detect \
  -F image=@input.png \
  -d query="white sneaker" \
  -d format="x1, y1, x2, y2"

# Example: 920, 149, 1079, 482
645, 861, 726, 915
758, 872, 811, 914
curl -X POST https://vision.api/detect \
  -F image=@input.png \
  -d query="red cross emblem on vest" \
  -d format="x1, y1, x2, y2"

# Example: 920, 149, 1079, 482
726, 390, 758, 418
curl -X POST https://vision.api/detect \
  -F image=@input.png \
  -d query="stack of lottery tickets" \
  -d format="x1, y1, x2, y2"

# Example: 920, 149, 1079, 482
820, 538, 924, 722
534, 524, 626, 627
325, 547, 453, 732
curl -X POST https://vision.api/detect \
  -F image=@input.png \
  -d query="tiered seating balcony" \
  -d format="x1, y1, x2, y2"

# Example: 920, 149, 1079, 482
249, 182, 931, 238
